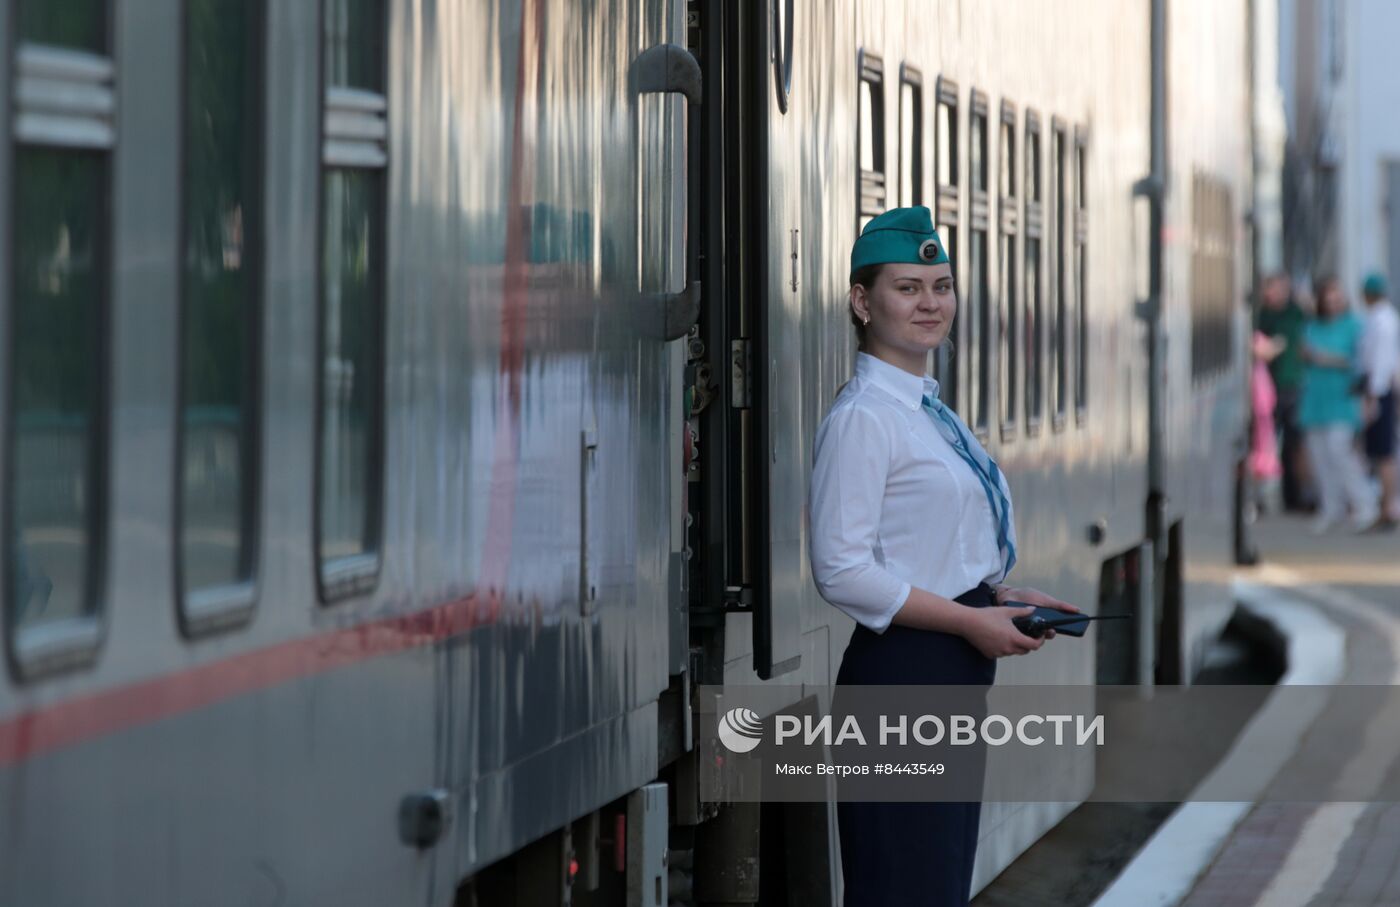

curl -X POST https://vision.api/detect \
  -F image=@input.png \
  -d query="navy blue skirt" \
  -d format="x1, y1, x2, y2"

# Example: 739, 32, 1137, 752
834, 583, 997, 907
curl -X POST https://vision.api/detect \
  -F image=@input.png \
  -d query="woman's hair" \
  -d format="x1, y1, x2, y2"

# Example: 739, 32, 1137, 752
849, 264, 883, 344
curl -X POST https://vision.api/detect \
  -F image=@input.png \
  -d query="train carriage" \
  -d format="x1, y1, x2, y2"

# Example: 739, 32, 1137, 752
0, 0, 1253, 904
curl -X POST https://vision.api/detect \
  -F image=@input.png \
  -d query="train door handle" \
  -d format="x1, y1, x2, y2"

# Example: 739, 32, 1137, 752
633, 42, 702, 342
632, 43, 702, 105
650, 280, 702, 342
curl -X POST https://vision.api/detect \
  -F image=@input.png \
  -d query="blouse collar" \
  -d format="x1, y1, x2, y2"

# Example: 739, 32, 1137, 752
855, 351, 940, 411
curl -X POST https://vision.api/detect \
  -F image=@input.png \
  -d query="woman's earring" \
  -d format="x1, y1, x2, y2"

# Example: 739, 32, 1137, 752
862, 315, 870, 325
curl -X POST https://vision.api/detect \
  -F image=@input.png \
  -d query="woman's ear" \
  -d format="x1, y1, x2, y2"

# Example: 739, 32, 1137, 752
850, 283, 867, 322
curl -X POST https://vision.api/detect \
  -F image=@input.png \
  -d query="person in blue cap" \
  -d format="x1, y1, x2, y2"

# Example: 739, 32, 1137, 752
808, 206, 1079, 906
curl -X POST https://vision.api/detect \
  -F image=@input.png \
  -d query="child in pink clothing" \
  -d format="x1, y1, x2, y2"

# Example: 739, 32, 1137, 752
1251, 330, 1284, 506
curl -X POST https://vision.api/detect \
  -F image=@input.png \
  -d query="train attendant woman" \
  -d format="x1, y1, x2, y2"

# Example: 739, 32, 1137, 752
808, 206, 1079, 906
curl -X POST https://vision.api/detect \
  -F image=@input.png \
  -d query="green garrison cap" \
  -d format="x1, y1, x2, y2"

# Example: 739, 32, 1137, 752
1363, 272, 1388, 297
850, 205, 950, 276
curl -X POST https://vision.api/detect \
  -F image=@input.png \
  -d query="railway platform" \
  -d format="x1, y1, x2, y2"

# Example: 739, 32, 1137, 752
1094, 511, 1400, 907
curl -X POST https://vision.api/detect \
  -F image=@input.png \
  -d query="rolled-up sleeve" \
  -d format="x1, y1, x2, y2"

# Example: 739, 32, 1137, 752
807, 404, 912, 632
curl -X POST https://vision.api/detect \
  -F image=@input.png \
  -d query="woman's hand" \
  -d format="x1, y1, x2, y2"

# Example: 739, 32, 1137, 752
962, 606, 1044, 659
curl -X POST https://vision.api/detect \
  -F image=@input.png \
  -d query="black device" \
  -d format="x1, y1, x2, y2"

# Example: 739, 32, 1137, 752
1001, 602, 1129, 639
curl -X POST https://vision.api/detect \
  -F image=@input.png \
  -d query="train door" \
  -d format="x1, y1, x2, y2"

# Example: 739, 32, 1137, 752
689, 0, 802, 680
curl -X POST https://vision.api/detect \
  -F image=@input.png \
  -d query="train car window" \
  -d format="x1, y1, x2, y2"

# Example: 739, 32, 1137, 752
1024, 111, 1043, 432
1077, 129, 1089, 210
1026, 115, 1042, 203
968, 91, 990, 435
999, 108, 1016, 200
898, 64, 923, 208
1075, 127, 1089, 420
998, 102, 1019, 439
1051, 120, 1068, 428
177, 0, 264, 632
323, 0, 384, 92
859, 81, 876, 173
1190, 172, 1234, 380
857, 50, 886, 231
933, 77, 959, 406
16, 0, 105, 50
935, 84, 958, 189
6, 0, 114, 676
971, 98, 988, 195
317, 0, 387, 602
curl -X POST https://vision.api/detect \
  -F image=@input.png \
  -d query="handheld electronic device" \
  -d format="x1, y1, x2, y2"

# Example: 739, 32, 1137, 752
1001, 602, 1129, 639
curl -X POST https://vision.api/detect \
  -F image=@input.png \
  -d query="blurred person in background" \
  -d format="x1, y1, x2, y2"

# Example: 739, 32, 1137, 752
1250, 329, 1286, 513
1299, 276, 1378, 533
1358, 272, 1399, 529
1255, 273, 1314, 512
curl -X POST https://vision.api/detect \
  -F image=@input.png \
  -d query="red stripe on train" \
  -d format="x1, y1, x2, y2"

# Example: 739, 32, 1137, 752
0, 593, 490, 768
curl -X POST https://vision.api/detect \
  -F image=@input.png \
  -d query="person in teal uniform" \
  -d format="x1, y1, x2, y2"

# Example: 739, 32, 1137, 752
1298, 276, 1378, 533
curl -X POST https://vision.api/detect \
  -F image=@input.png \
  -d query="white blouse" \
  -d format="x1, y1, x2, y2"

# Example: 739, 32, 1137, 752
807, 351, 1013, 632
1361, 301, 1400, 397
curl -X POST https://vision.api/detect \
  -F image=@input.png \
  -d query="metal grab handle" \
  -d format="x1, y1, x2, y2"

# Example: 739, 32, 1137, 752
632, 42, 702, 105
647, 280, 702, 342
633, 42, 703, 341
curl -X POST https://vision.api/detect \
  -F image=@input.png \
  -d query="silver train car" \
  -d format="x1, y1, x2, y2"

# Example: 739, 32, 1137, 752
0, 0, 1252, 904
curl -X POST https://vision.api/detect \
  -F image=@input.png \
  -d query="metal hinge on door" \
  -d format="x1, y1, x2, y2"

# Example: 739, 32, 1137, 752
730, 338, 751, 409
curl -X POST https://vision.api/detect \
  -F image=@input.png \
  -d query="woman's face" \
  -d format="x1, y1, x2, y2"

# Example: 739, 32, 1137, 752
852, 262, 956, 353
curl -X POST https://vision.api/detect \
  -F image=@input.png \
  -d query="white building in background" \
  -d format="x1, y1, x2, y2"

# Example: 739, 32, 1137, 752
1279, 0, 1400, 293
